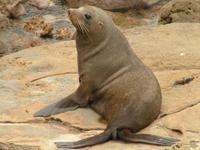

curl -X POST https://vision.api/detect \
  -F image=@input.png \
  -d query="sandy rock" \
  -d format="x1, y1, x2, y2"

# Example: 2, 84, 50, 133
166, 141, 200, 150
30, 0, 53, 10
0, 23, 200, 149
55, 28, 72, 40
6, 0, 26, 18
0, 13, 10, 30
65, 0, 150, 11
24, 16, 54, 38
0, 123, 79, 150
124, 23, 200, 71
24, 16, 73, 40
0, 41, 8, 56
159, 0, 200, 24
0, 0, 26, 18
0, 142, 40, 150
0, 30, 42, 55
64, 0, 166, 10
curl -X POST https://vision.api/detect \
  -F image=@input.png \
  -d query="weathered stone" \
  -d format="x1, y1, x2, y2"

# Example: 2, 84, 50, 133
6, 0, 26, 19
124, 23, 200, 71
0, 41, 8, 56
0, 13, 10, 30
0, 142, 40, 150
30, 0, 53, 9
159, 0, 200, 24
65, 0, 155, 11
0, 123, 81, 150
0, 23, 200, 150
0, 30, 42, 56
166, 141, 200, 150
24, 16, 54, 38
155, 70, 200, 115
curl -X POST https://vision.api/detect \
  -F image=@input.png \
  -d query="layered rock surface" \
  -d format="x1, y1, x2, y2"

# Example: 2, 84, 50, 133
65, 0, 140, 10
159, 0, 200, 24
0, 23, 200, 150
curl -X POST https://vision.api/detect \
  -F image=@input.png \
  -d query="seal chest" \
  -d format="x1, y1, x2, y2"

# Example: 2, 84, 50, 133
34, 6, 179, 149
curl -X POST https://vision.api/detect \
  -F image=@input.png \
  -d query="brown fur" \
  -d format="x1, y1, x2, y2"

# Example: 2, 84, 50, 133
34, 6, 178, 149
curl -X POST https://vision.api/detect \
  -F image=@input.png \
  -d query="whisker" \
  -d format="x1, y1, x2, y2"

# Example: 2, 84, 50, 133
81, 23, 91, 39
74, 17, 90, 39
77, 19, 84, 33
81, 23, 88, 34
80, 23, 87, 35
75, 17, 81, 32
82, 23, 89, 33
80, 22, 90, 35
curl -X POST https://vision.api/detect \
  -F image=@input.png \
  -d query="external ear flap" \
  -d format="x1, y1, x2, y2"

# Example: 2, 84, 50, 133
99, 22, 104, 28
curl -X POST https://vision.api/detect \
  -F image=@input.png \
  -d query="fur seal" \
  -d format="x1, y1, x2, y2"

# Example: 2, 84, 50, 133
34, 6, 179, 149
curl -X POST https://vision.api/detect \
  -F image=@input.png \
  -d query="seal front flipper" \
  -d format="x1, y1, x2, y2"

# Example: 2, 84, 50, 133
55, 130, 112, 149
118, 129, 179, 146
34, 70, 96, 117
34, 93, 83, 117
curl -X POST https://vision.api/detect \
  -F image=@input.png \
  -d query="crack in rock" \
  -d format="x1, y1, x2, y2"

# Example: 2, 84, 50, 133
0, 117, 105, 132
159, 100, 200, 118
186, 130, 200, 134
173, 76, 194, 86
159, 124, 183, 136
173, 72, 200, 87
45, 117, 105, 132
0, 142, 40, 150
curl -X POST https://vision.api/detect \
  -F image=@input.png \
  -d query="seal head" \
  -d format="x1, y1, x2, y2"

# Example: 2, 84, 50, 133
67, 6, 114, 43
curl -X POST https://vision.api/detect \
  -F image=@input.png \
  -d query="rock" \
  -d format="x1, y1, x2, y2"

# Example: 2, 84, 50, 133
160, 103, 200, 139
159, 0, 200, 24
124, 23, 200, 71
0, 30, 42, 55
0, 41, 8, 56
0, 3, 10, 17
0, 0, 26, 18
0, 23, 200, 149
0, 123, 79, 150
55, 28, 72, 40
0, 13, 10, 29
64, 0, 166, 11
0, 142, 40, 150
6, 0, 26, 19
166, 141, 200, 150
24, 16, 73, 40
24, 16, 53, 38
30, 0, 53, 10
24, 16, 74, 40
65, 0, 149, 11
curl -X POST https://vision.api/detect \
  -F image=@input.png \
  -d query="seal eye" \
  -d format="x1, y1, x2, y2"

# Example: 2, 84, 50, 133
84, 14, 92, 20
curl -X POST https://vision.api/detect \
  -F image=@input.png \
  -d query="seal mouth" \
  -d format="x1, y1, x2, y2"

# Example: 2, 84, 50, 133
67, 9, 89, 34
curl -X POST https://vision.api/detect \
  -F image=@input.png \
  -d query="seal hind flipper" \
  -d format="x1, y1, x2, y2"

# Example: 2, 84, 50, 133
55, 128, 179, 148
118, 129, 179, 146
34, 93, 82, 117
55, 130, 112, 149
